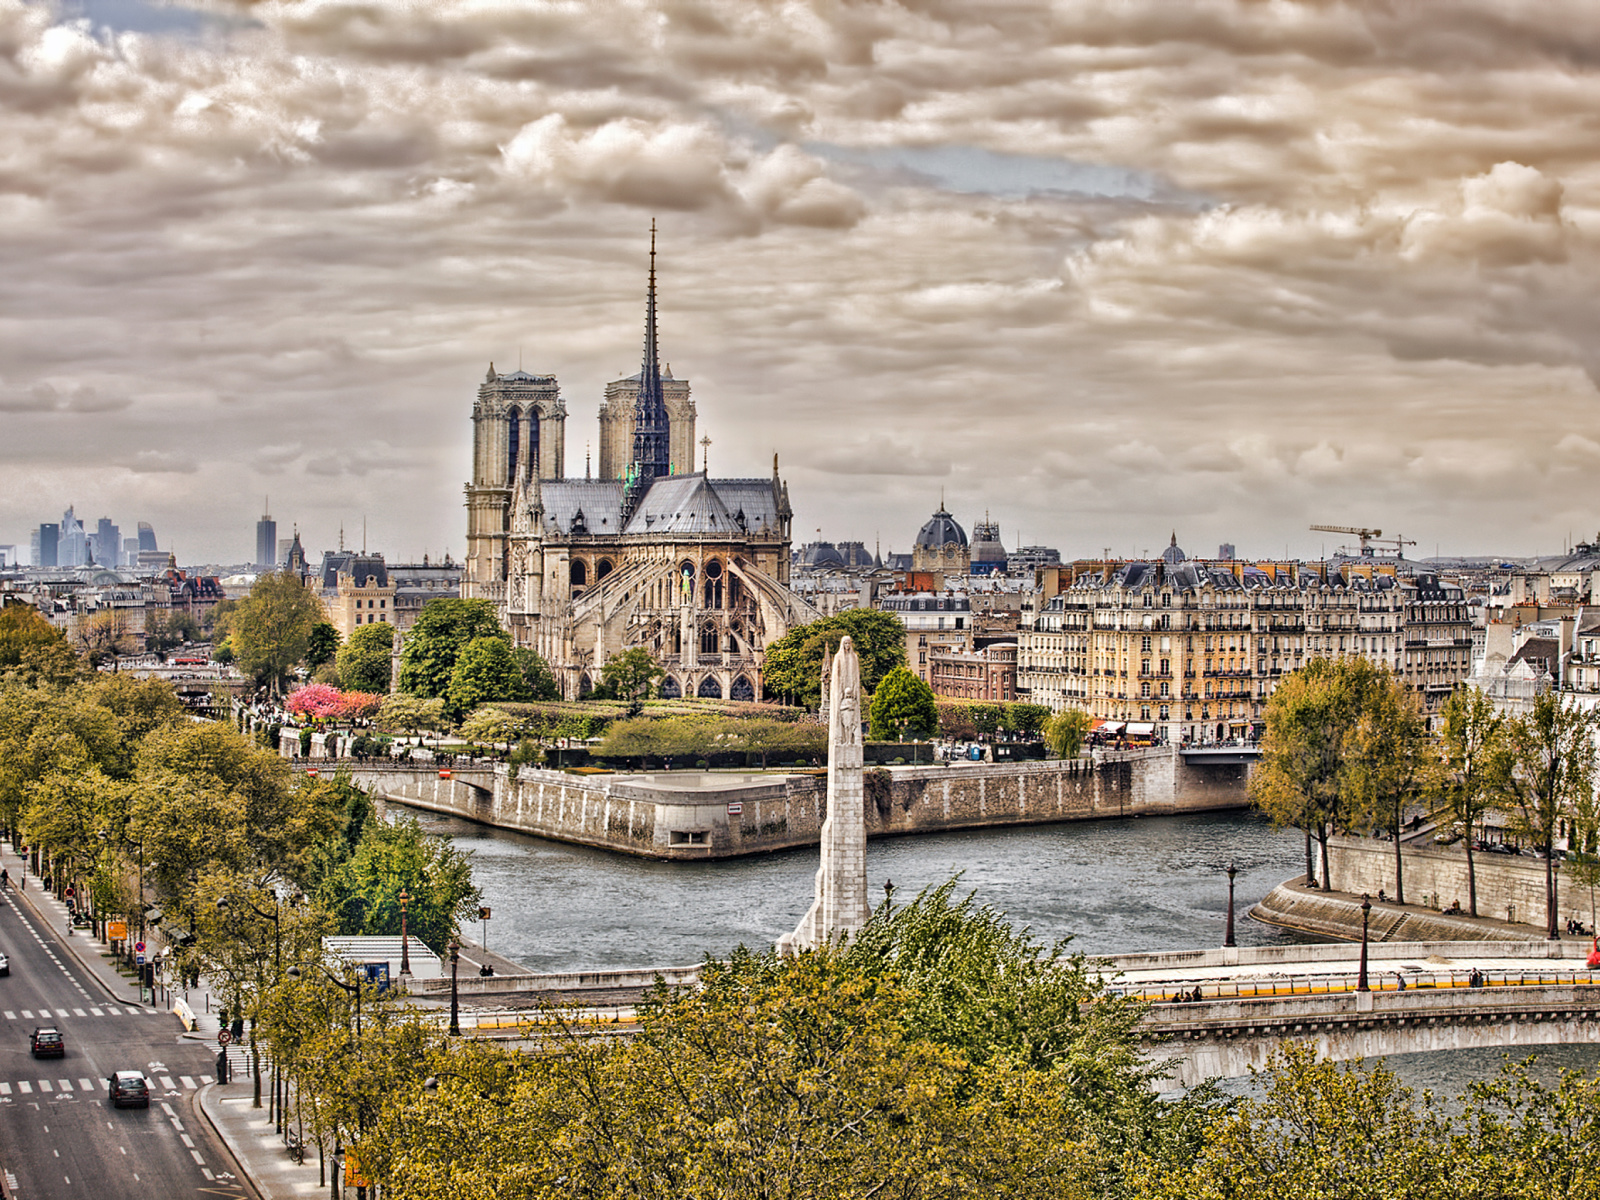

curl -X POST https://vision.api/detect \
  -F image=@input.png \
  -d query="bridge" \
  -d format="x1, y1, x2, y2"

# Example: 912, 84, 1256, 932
1106, 939, 1599, 1087
290, 762, 497, 816
1177, 743, 1261, 766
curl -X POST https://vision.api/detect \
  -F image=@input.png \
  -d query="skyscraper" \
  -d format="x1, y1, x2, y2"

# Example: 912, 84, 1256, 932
256, 502, 277, 569
58, 507, 88, 567
33, 524, 57, 567
93, 518, 120, 569
138, 521, 157, 554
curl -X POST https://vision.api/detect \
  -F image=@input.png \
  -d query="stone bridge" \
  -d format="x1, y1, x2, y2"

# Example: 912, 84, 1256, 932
292, 763, 497, 818
1106, 940, 1599, 1087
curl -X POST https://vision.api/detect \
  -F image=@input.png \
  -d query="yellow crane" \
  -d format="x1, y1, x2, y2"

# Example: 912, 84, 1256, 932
1309, 524, 1417, 558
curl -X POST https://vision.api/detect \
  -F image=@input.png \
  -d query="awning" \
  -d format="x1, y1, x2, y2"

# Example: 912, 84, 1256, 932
1099, 721, 1125, 734
1126, 722, 1155, 736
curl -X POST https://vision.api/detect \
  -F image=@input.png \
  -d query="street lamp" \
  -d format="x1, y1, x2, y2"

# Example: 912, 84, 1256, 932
398, 889, 413, 979
1357, 893, 1371, 993
448, 940, 461, 1037
1224, 860, 1238, 949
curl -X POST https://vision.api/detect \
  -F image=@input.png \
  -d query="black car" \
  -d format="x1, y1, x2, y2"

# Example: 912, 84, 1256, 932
108, 1071, 149, 1108
30, 1027, 63, 1057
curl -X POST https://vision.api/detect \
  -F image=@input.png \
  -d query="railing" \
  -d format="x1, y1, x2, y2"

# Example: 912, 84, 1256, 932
1121, 968, 1598, 1005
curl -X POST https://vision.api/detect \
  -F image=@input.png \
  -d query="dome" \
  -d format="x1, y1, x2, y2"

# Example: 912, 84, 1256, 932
800, 541, 847, 569
915, 507, 968, 550
1160, 532, 1186, 564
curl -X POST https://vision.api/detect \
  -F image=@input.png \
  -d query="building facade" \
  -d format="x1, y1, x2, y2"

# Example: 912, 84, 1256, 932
929, 642, 1017, 702
461, 232, 816, 700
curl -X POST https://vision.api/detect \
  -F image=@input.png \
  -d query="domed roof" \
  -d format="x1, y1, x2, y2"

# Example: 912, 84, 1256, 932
1160, 532, 1186, 564
800, 541, 847, 569
915, 506, 968, 549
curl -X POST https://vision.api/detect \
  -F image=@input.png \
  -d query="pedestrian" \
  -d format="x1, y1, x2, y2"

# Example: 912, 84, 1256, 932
1, 867, 9, 888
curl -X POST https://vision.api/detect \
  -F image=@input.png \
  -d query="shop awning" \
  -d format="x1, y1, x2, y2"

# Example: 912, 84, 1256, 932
1126, 722, 1155, 736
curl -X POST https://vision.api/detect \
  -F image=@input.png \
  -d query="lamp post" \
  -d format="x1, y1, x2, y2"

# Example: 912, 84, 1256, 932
398, 889, 412, 979
448, 939, 461, 1037
1357, 893, 1371, 993
1223, 860, 1238, 948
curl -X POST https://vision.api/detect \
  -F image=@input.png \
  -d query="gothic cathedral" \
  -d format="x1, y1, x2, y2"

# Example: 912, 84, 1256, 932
461, 228, 819, 700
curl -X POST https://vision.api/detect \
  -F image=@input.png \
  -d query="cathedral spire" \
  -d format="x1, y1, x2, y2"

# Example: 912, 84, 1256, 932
625, 219, 672, 518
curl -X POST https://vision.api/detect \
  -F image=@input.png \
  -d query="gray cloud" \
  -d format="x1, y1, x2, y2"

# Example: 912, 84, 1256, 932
3, 0, 1600, 563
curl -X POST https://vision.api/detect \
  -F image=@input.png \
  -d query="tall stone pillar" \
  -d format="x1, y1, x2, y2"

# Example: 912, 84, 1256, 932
779, 635, 868, 953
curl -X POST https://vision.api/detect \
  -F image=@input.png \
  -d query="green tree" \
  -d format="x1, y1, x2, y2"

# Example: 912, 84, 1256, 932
1044, 708, 1092, 759
1564, 780, 1600, 935
376, 694, 446, 738
306, 622, 342, 671
1437, 686, 1511, 917
761, 609, 908, 707
319, 816, 480, 952
1505, 691, 1598, 938
397, 599, 504, 699
599, 647, 665, 703
142, 608, 201, 655
231, 571, 324, 695
1001, 702, 1051, 736
337, 622, 395, 693
0, 603, 69, 670
1345, 668, 1432, 904
869, 666, 938, 741
513, 647, 561, 701
446, 635, 529, 720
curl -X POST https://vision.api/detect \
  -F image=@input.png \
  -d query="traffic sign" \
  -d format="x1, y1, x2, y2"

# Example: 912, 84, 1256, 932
136, 954, 145, 965
134, 941, 146, 954
108, 920, 127, 940
64, 886, 75, 898
217, 1030, 232, 1046
478, 906, 491, 920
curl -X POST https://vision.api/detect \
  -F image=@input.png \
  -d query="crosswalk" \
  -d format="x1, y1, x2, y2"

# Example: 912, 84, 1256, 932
2, 1006, 149, 1020
0, 1074, 214, 1095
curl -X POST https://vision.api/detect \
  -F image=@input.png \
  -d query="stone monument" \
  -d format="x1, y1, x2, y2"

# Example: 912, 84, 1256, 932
778, 635, 869, 953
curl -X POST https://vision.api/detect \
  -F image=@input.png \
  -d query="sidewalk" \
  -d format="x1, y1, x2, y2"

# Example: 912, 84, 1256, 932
0, 842, 326, 1200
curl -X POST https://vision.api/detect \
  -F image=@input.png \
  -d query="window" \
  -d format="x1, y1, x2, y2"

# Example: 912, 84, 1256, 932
379, 599, 385, 609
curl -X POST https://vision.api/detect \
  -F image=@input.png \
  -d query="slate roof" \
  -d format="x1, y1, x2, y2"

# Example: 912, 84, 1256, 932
624, 473, 734, 536
539, 481, 626, 537
535, 474, 780, 539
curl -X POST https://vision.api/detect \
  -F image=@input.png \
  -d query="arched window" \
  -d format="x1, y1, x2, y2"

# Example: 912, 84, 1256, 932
506, 408, 520, 485
596, 559, 614, 580
571, 559, 587, 587
697, 676, 723, 699
730, 676, 755, 702
577, 673, 592, 698
700, 624, 719, 654
659, 675, 682, 699
703, 559, 724, 609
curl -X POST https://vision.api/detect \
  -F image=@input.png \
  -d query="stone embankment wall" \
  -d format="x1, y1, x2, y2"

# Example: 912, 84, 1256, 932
1250, 883, 1552, 943
375, 748, 1251, 860
1325, 837, 1580, 930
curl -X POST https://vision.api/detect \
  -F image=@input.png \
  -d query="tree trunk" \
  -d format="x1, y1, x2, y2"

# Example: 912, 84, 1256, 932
1466, 839, 1478, 918
1546, 846, 1559, 939
1392, 802, 1405, 906
1305, 831, 1315, 888
1318, 827, 1331, 893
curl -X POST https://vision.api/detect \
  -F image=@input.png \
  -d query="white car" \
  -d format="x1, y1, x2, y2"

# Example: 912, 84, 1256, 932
0, 951, 9, 977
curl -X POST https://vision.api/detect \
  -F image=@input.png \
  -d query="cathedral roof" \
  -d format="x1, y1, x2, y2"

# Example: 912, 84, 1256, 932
623, 473, 734, 535
915, 507, 968, 549
540, 481, 626, 536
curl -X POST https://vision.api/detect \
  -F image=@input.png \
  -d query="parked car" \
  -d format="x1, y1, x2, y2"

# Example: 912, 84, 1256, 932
0, 951, 9, 977
30, 1027, 63, 1057
107, 1071, 149, 1108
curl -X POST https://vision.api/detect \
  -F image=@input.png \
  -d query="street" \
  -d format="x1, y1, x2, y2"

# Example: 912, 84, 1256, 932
0, 888, 250, 1198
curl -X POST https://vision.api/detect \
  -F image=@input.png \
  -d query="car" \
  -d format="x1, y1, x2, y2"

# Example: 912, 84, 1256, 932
0, 951, 8, 977
107, 1071, 149, 1108
30, 1027, 63, 1058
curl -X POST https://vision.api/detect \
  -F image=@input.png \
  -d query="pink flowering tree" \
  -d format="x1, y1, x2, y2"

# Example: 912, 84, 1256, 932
286, 683, 343, 723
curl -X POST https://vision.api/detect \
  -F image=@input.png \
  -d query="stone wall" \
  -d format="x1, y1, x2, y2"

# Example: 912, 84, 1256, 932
370, 747, 1253, 860
1326, 836, 1583, 930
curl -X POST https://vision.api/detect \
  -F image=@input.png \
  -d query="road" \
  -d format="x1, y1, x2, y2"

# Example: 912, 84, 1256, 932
0, 888, 250, 1199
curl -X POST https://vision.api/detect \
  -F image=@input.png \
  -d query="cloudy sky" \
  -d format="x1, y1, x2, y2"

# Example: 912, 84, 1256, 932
3, 0, 1599, 566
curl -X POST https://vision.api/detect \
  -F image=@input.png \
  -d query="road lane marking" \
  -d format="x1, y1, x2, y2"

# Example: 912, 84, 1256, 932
181, 1076, 196, 1088
72, 1008, 86, 1016
17, 1082, 30, 1093
0, 1083, 9, 1095
159, 1076, 177, 1090
190, 1150, 205, 1165
200, 1074, 213, 1084
78, 1078, 92, 1090
181, 1133, 195, 1147
2, 1012, 12, 1020
58, 1079, 71, 1090
89, 1008, 103, 1016
38, 1080, 51, 1092
20, 1010, 31, 1019
55, 1009, 69, 1018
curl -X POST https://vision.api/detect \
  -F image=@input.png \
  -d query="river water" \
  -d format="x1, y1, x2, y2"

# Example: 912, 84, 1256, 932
390, 801, 1600, 1092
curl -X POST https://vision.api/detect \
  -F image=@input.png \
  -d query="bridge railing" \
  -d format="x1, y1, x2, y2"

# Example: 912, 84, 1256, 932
1122, 968, 1598, 1005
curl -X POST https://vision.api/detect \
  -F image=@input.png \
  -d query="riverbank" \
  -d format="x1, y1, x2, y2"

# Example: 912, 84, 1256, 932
1251, 877, 1596, 945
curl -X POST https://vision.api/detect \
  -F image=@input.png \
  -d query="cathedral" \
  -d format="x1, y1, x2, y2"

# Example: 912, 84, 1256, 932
462, 229, 819, 700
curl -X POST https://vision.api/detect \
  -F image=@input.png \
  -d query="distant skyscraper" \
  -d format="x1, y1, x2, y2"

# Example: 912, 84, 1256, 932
122, 537, 139, 566
277, 537, 294, 567
93, 518, 120, 569
256, 501, 277, 569
138, 522, 157, 553
58, 507, 88, 567
1218, 543, 1237, 560
33, 524, 57, 567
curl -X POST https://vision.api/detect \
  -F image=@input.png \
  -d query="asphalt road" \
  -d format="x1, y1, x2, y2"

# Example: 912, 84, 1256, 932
0, 888, 251, 1199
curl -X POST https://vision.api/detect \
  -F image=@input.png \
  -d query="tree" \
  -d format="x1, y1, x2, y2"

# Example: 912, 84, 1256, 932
230, 571, 324, 695
1437, 686, 1511, 917
599, 648, 664, 703
1565, 779, 1600, 935
306, 622, 342, 671
761, 609, 908, 707
1344, 668, 1431, 905
1504, 691, 1597, 938
869, 666, 938, 741
1250, 657, 1378, 889
0, 603, 67, 668
74, 608, 135, 665
337, 622, 394, 693
512, 647, 560, 701
143, 608, 201, 656
1044, 708, 1092, 759
397, 599, 504, 699
376, 694, 446, 738
318, 816, 481, 951
1001, 702, 1051, 736
446, 636, 529, 720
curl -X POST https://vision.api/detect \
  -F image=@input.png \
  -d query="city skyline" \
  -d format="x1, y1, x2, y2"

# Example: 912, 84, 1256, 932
3, 2, 1599, 563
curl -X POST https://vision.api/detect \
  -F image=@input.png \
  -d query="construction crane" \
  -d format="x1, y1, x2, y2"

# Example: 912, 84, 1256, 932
1310, 524, 1382, 556
1309, 524, 1418, 558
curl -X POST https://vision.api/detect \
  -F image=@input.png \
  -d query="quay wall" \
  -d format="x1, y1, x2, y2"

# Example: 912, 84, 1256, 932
1324, 836, 1573, 929
369, 747, 1251, 860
